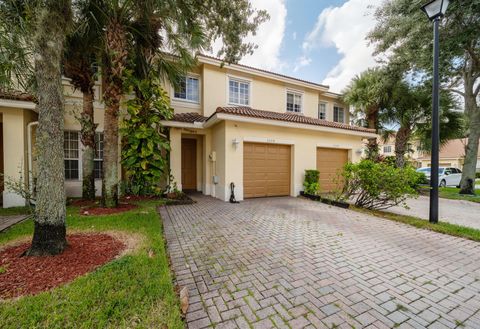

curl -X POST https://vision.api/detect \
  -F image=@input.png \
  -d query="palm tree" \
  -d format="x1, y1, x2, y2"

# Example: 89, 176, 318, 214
382, 82, 464, 167
342, 68, 394, 159
91, 0, 269, 207
0, 0, 72, 255
63, 0, 100, 200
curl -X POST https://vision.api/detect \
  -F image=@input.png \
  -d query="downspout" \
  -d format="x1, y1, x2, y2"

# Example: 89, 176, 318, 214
27, 121, 38, 205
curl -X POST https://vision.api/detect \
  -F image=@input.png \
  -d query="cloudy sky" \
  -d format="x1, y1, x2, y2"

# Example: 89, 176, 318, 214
235, 0, 384, 93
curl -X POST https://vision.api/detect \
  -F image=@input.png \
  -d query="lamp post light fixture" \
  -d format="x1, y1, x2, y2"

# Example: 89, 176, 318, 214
420, 0, 449, 224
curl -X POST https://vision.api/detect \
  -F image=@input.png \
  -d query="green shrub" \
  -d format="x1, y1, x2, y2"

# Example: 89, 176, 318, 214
121, 75, 173, 196
303, 170, 320, 195
340, 160, 423, 210
476, 172, 480, 179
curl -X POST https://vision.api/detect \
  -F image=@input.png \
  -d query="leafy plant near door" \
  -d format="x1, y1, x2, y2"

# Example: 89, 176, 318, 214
303, 170, 320, 196
121, 76, 173, 196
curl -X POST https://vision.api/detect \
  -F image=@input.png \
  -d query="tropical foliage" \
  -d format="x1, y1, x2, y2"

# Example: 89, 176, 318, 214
121, 76, 173, 196
368, 0, 480, 194
341, 160, 423, 210
303, 170, 320, 195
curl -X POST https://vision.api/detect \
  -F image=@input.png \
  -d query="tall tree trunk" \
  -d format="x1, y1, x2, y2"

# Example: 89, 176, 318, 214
80, 89, 96, 200
366, 107, 379, 160
102, 20, 128, 208
459, 66, 480, 195
26, 0, 71, 256
394, 126, 411, 168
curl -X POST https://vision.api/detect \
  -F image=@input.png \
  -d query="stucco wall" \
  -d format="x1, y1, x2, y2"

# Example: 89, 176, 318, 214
222, 120, 364, 201
1, 107, 37, 207
200, 63, 349, 122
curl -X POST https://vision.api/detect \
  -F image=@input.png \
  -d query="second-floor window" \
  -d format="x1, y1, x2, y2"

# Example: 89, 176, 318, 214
174, 76, 199, 103
333, 106, 345, 123
228, 78, 250, 106
318, 103, 326, 120
383, 145, 392, 153
286, 91, 302, 113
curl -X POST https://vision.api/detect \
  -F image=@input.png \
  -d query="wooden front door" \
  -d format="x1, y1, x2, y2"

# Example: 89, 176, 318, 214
181, 139, 197, 190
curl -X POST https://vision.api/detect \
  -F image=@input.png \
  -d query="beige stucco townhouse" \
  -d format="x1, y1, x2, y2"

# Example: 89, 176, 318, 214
0, 54, 376, 208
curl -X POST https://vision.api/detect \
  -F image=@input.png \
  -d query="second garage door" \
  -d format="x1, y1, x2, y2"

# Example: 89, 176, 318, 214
244, 142, 291, 198
316, 147, 349, 192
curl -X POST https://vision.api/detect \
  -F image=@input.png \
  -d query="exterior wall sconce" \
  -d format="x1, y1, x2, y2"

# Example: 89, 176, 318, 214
232, 138, 240, 149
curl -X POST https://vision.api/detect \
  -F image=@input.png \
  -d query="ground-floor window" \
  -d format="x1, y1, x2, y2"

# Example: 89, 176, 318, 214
64, 131, 80, 180
94, 132, 103, 179
63, 131, 103, 180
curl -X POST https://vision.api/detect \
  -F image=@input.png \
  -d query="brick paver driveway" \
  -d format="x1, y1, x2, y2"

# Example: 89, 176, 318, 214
160, 196, 480, 329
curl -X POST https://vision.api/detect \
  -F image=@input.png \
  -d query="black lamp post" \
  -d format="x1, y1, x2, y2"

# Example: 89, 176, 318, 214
421, 0, 449, 224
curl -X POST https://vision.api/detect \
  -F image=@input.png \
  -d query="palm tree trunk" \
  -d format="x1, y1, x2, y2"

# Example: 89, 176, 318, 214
26, 0, 71, 256
459, 70, 480, 195
366, 107, 379, 160
394, 126, 411, 168
101, 20, 128, 208
81, 89, 96, 200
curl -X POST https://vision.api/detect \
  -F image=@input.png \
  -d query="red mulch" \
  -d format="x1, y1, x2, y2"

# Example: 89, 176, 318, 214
0, 234, 125, 299
121, 195, 162, 202
80, 203, 138, 216
69, 199, 100, 207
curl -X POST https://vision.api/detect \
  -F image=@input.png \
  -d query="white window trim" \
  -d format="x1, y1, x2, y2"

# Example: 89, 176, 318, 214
318, 102, 327, 120
94, 132, 104, 180
285, 88, 304, 114
64, 130, 80, 181
333, 104, 345, 123
171, 73, 201, 105
383, 145, 392, 153
227, 75, 252, 106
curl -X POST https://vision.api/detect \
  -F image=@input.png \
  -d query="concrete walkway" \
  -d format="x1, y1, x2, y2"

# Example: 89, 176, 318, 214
0, 215, 28, 232
388, 196, 480, 230
162, 195, 480, 328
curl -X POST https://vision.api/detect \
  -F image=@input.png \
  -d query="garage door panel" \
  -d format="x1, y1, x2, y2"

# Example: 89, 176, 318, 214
316, 148, 348, 193
244, 142, 291, 198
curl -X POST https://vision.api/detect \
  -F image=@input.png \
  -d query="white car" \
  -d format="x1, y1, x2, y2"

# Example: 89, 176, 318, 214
417, 167, 462, 187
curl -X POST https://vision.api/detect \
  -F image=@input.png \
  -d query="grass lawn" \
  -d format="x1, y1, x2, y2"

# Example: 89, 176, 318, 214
0, 200, 183, 329
0, 206, 32, 216
419, 186, 480, 203
439, 187, 480, 203
353, 206, 480, 243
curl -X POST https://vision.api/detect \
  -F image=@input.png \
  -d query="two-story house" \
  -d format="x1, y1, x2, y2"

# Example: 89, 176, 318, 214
0, 54, 375, 208
162, 55, 376, 201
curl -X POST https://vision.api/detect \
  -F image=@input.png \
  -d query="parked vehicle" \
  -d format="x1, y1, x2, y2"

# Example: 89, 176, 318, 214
416, 167, 462, 187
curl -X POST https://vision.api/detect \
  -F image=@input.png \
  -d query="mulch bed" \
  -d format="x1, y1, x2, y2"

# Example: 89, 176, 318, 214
80, 203, 138, 216
0, 233, 125, 299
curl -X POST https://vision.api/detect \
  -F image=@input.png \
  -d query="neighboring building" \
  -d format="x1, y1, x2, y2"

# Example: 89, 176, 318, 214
0, 54, 376, 207
377, 135, 423, 166
417, 138, 480, 171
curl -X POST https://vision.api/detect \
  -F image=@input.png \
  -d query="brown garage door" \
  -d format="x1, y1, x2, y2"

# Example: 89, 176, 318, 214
316, 147, 349, 192
244, 142, 291, 198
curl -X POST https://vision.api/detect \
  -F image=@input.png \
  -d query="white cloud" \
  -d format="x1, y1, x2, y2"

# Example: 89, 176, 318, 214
237, 0, 287, 72
293, 55, 311, 72
302, 0, 383, 93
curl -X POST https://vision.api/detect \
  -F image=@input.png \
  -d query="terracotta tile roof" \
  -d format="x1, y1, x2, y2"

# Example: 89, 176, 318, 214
171, 112, 207, 123
198, 54, 330, 90
0, 89, 35, 102
214, 106, 376, 134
